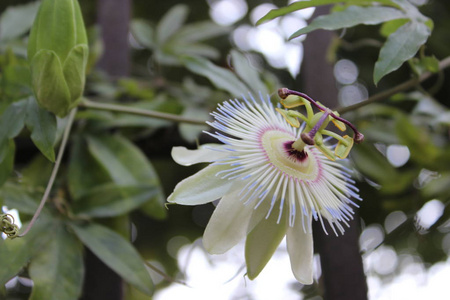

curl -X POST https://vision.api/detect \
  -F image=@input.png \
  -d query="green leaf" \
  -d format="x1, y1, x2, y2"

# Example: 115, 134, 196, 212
0, 2, 40, 41
290, 6, 405, 39
131, 19, 154, 49
421, 56, 439, 73
179, 107, 209, 143
374, 21, 430, 84
380, 18, 409, 37
395, 114, 439, 168
172, 44, 220, 60
0, 98, 28, 140
73, 184, 158, 217
29, 223, 84, 300
25, 98, 56, 162
257, 0, 399, 25
0, 99, 28, 162
87, 135, 156, 185
70, 222, 154, 295
0, 219, 51, 286
0, 237, 30, 286
21, 155, 53, 188
0, 140, 15, 187
422, 173, 450, 199
156, 4, 189, 45
173, 21, 229, 44
68, 136, 112, 200
231, 50, 269, 95
182, 56, 249, 97
1, 182, 41, 215
351, 143, 398, 184
86, 135, 166, 218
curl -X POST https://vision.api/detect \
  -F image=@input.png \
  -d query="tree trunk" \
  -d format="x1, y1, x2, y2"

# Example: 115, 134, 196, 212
81, 1, 131, 299
97, 0, 131, 77
301, 6, 368, 300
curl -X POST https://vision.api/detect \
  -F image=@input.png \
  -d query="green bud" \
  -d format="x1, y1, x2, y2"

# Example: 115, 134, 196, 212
280, 95, 306, 109
28, 0, 88, 117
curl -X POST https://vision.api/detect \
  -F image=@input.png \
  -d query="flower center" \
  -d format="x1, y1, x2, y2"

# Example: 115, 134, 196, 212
261, 130, 320, 181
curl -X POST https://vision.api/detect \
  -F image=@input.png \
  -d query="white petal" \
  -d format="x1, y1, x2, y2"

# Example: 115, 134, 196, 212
245, 205, 287, 279
167, 164, 232, 205
171, 144, 228, 166
286, 218, 314, 284
203, 184, 254, 254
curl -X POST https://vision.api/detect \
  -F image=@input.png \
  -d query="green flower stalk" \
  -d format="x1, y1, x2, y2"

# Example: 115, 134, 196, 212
28, 0, 88, 117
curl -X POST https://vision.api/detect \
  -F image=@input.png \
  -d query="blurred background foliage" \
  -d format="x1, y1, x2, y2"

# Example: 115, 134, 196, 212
0, 0, 450, 299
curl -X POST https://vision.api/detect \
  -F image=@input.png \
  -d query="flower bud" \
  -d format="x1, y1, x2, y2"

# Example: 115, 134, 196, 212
280, 95, 306, 109
28, 0, 88, 117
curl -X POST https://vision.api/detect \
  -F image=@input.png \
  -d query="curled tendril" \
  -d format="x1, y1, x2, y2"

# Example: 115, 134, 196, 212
1, 214, 19, 239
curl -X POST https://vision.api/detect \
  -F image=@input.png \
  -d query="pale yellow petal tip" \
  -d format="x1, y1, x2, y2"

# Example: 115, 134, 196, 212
335, 135, 354, 159
280, 95, 306, 108
171, 146, 192, 165
331, 118, 346, 131
295, 275, 313, 285
166, 192, 175, 203
202, 238, 228, 255
171, 145, 226, 166
276, 108, 300, 128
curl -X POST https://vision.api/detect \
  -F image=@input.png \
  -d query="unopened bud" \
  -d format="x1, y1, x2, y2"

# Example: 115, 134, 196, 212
28, 0, 88, 117
278, 88, 290, 99
354, 132, 365, 144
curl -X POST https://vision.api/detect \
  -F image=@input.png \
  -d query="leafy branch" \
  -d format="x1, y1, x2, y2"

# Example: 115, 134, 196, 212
336, 56, 450, 114
79, 99, 205, 125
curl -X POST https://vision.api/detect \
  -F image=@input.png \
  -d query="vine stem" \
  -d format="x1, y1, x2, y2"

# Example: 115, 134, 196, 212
19, 108, 78, 237
79, 99, 206, 125
336, 56, 450, 114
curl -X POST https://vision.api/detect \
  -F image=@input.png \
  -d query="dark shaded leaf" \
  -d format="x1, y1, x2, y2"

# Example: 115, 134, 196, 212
86, 135, 166, 219
73, 184, 158, 217
0, 140, 14, 187
70, 222, 154, 295
29, 223, 84, 300
0, 99, 27, 163
25, 98, 56, 162
1, 182, 41, 215
68, 136, 111, 200
0, 219, 51, 286
395, 114, 439, 168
